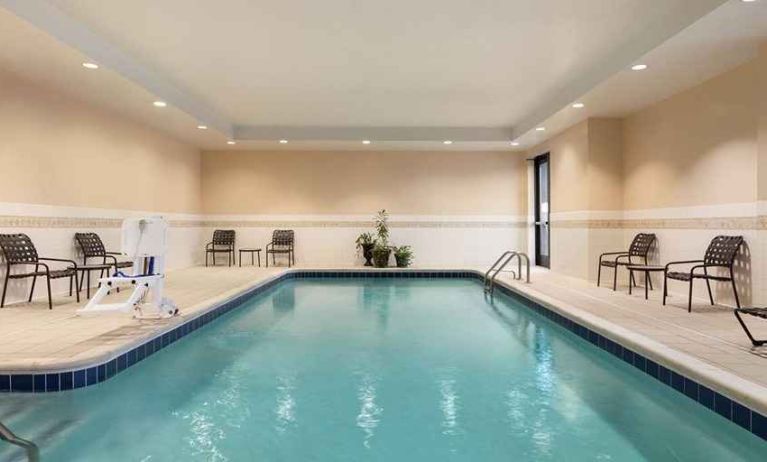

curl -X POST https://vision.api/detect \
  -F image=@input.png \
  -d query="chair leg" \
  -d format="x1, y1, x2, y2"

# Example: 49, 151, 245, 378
29, 274, 38, 302
731, 276, 741, 309
612, 266, 618, 291
733, 310, 765, 346
205, 251, 209, 267
46, 276, 53, 310
597, 263, 602, 287
69, 275, 73, 296
687, 279, 694, 313
663, 275, 668, 305
1, 272, 9, 308
645, 258, 653, 291
74, 271, 80, 303
704, 279, 714, 305
702, 267, 714, 306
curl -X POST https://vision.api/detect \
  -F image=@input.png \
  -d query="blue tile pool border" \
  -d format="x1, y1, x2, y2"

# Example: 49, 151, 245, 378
0, 269, 763, 442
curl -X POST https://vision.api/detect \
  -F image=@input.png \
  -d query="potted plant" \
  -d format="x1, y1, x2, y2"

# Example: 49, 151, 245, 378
394, 245, 413, 268
372, 241, 391, 268
372, 209, 391, 268
355, 232, 377, 266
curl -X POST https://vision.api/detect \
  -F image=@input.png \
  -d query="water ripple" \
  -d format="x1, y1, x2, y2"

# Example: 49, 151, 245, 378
274, 375, 297, 433
439, 379, 461, 436
356, 375, 383, 448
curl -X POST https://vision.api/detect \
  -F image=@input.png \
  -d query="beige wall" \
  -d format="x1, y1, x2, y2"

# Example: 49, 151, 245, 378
202, 150, 527, 215
527, 120, 590, 213
588, 119, 623, 211
622, 60, 758, 210
758, 44, 767, 201
0, 68, 202, 213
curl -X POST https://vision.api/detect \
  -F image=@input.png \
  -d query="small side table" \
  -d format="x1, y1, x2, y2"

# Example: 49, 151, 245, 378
626, 265, 665, 300
78, 263, 112, 298
239, 248, 262, 267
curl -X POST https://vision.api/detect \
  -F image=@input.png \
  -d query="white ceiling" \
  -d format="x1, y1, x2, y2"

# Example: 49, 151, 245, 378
1, 0, 763, 151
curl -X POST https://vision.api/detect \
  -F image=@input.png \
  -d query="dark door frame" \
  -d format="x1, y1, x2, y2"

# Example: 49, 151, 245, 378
533, 153, 550, 268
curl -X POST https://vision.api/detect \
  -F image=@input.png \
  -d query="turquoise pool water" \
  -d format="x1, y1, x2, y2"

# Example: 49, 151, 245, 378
1, 277, 765, 461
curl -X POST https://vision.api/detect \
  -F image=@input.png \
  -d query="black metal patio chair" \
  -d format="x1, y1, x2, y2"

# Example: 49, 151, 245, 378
205, 230, 236, 267
663, 235, 743, 313
0, 233, 80, 309
75, 232, 133, 297
266, 230, 295, 267
597, 233, 656, 291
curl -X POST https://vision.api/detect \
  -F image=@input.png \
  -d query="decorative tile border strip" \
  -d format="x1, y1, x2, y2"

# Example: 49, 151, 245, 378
552, 216, 763, 230
0, 269, 763, 442
0, 215, 524, 229
200, 220, 525, 229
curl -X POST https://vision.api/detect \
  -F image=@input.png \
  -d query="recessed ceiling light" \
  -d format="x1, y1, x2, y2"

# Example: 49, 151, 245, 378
443, 140, 453, 145
227, 140, 236, 145
741, 0, 757, 3
535, 127, 546, 132
197, 125, 208, 130
82, 62, 99, 69
572, 102, 585, 108
153, 101, 167, 108
511, 141, 520, 146
279, 139, 288, 144
631, 64, 648, 71
362, 140, 371, 145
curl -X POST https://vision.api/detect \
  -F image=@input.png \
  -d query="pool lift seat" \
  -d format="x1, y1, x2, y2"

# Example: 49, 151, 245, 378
77, 217, 177, 319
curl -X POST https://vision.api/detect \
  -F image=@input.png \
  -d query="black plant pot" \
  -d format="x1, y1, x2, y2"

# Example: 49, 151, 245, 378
372, 248, 391, 268
395, 255, 411, 268
362, 243, 375, 267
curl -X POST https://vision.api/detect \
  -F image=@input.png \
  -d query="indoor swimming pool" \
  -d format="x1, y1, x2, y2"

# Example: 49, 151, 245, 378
1, 276, 765, 461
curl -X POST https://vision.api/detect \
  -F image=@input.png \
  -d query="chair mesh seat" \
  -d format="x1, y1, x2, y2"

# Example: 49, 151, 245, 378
666, 271, 692, 281
10, 268, 75, 279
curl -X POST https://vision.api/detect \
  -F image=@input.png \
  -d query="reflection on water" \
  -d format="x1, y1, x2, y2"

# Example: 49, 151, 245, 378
360, 285, 391, 331
180, 409, 227, 462
505, 388, 528, 435
356, 374, 383, 448
439, 378, 461, 436
272, 285, 296, 312
274, 375, 297, 433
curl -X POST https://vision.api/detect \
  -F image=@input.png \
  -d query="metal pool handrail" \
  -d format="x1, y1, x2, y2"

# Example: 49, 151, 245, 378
484, 251, 531, 295
0, 421, 39, 462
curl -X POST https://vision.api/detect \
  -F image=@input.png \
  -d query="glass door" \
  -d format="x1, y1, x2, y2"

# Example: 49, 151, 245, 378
534, 153, 550, 268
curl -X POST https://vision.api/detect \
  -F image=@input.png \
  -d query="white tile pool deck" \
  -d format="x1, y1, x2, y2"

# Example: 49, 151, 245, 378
0, 265, 765, 413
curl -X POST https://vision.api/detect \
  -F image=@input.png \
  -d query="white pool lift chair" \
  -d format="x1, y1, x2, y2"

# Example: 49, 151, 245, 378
77, 217, 178, 319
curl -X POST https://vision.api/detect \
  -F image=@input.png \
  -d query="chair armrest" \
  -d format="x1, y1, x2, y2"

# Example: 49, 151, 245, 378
664, 260, 704, 271
106, 251, 123, 256
38, 257, 78, 269
600, 252, 629, 258
599, 252, 628, 264
205, 242, 214, 250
